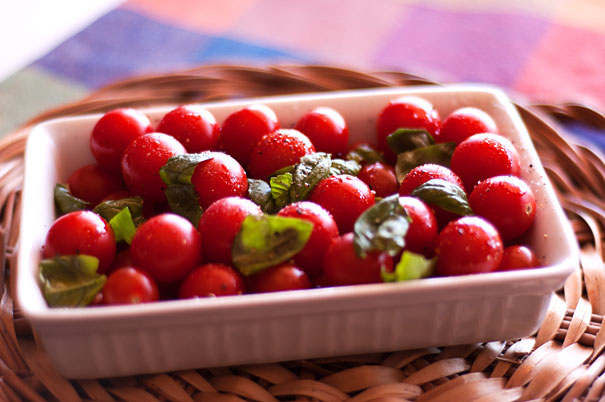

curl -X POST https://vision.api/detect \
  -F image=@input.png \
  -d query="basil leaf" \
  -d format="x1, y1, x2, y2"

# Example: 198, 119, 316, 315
270, 164, 296, 178
270, 172, 293, 210
395, 142, 457, 181
330, 158, 361, 176
411, 178, 473, 216
247, 179, 277, 214
346, 144, 384, 165
108, 207, 137, 244
289, 152, 332, 202
39, 255, 106, 307
165, 184, 203, 226
159, 153, 214, 185
353, 194, 410, 257
387, 128, 435, 154
54, 184, 89, 215
93, 196, 145, 227
232, 214, 313, 276
381, 251, 436, 282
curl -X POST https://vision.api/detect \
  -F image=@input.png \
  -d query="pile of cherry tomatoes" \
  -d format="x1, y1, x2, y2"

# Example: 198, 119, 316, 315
40, 95, 540, 307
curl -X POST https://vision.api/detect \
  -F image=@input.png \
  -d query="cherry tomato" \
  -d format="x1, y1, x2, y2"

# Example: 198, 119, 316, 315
190, 151, 248, 210
435, 107, 498, 144
197, 197, 263, 265
277, 201, 339, 279
156, 105, 220, 153
398, 196, 438, 257
179, 263, 245, 298
102, 267, 159, 305
376, 96, 441, 162
90, 108, 153, 172
43, 210, 116, 273
67, 163, 125, 205
102, 190, 131, 202
469, 175, 536, 241
247, 129, 316, 179
130, 213, 202, 283
323, 233, 393, 286
121, 132, 186, 202
450, 133, 521, 192
295, 107, 349, 155
499, 245, 540, 271
220, 104, 280, 166
110, 249, 134, 272
357, 162, 399, 198
247, 263, 311, 293
310, 174, 375, 233
435, 216, 503, 276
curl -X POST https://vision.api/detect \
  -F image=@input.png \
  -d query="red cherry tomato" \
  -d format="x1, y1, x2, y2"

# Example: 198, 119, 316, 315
376, 96, 441, 162
220, 104, 280, 166
247, 263, 311, 293
398, 196, 438, 257
469, 175, 536, 241
310, 174, 375, 233
499, 245, 540, 271
190, 151, 248, 210
277, 201, 339, 279
156, 105, 220, 153
247, 129, 316, 179
43, 210, 116, 274
450, 133, 521, 192
121, 132, 186, 202
179, 263, 245, 298
102, 267, 159, 305
357, 162, 399, 198
130, 213, 202, 283
295, 107, 349, 155
110, 249, 134, 272
323, 233, 393, 286
67, 163, 125, 205
436, 107, 498, 144
435, 216, 503, 276
90, 108, 153, 172
197, 197, 263, 265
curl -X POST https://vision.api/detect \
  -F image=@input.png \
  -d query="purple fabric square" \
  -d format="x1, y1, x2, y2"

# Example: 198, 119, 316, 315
373, 6, 552, 87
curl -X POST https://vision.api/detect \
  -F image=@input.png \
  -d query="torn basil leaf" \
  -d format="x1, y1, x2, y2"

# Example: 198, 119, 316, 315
353, 194, 410, 258
387, 128, 435, 154
54, 184, 89, 215
39, 255, 106, 307
159, 153, 214, 185
411, 178, 473, 216
330, 158, 361, 176
346, 144, 384, 165
289, 152, 332, 202
381, 251, 436, 282
232, 214, 313, 276
93, 196, 145, 227
247, 179, 276, 214
395, 142, 457, 181
165, 184, 203, 227
108, 207, 137, 244
270, 172, 293, 210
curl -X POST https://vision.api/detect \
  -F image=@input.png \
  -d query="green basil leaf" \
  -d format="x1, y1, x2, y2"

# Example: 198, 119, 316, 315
330, 158, 361, 176
411, 178, 473, 216
38, 255, 106, 307
353, 194, 410, 257
289, 152, 332, 202
108, 207, 137, 244
270, 164, 296, 178
93, 196, 145, 227
395, 142, 457, 181
247, 179, 277, 214
381, 251, 436, 282
387, 128, 435, 154
346, 144, 384, 164
165, 184, 203, 226
159, 153, 214, 185
232, 214, 313, 276
270, 172, 293, 210
54, 184, 89, 215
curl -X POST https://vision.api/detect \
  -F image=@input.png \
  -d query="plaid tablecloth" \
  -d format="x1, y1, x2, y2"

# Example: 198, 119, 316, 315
2, 0, 605, 144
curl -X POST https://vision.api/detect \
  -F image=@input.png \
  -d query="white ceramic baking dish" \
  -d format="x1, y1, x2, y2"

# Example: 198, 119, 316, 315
16, 85, 578, 379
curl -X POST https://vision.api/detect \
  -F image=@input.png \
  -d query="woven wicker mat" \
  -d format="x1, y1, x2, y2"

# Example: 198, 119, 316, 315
2, 65, 605, 402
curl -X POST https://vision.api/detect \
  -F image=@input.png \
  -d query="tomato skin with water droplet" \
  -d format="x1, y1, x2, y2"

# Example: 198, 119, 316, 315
436, 107, 498, 144
179, 263, 245, 298
191, 151, 248, 210
357, 162, 398, 198
499, 245, 540, 271
295, 106, 349, 155
156, 105, 220, 153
